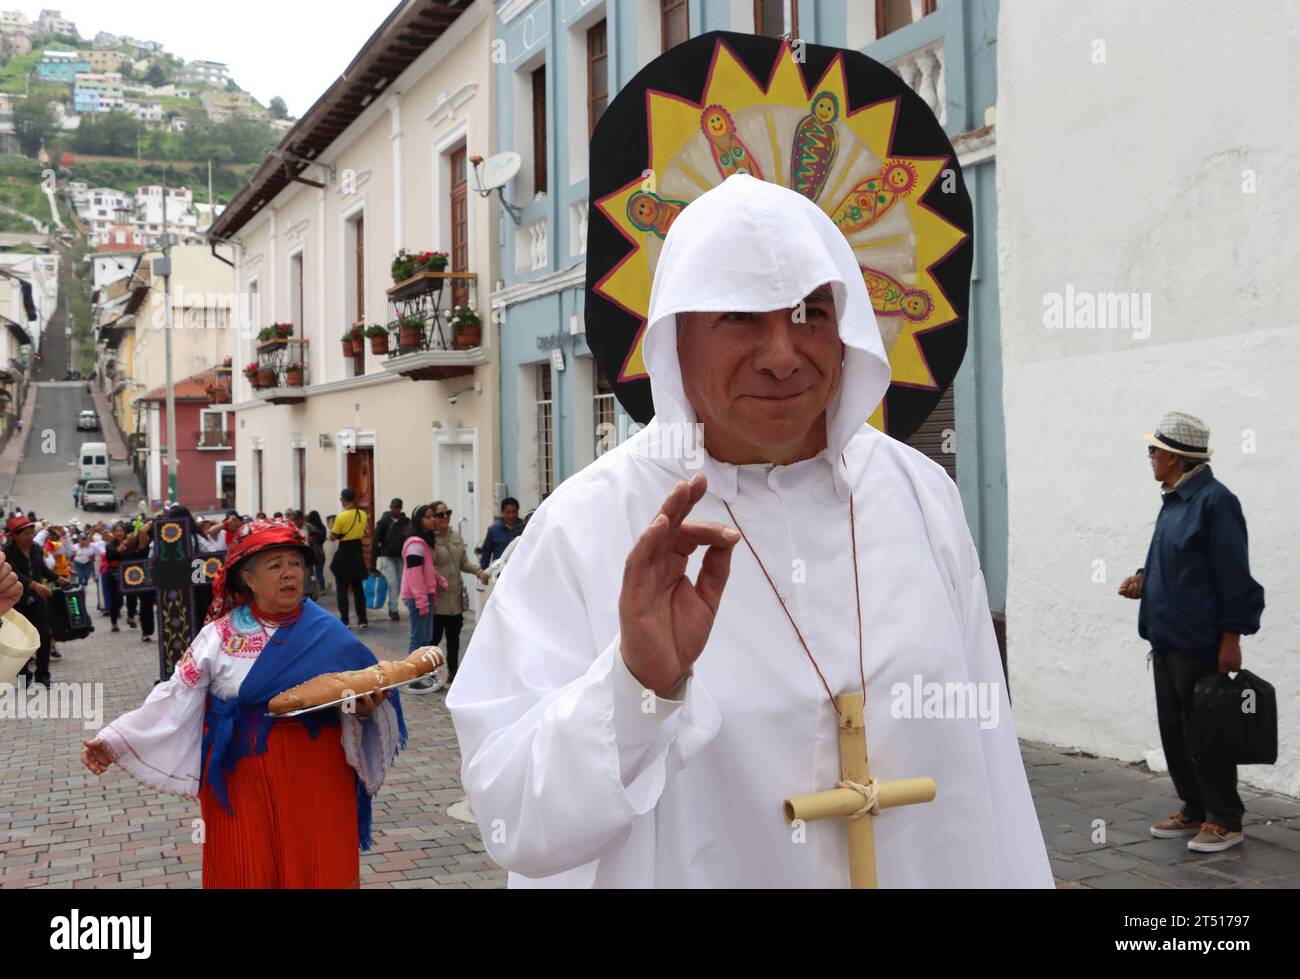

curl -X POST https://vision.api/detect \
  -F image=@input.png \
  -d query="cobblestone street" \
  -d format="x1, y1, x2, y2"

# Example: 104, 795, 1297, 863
2, 602, 1297, 889
0, 601, 503, 889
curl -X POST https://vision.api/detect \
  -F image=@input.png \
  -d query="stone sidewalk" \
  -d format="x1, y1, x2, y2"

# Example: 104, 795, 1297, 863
1026, 743, 1300, 888
2, 601, 1297, 888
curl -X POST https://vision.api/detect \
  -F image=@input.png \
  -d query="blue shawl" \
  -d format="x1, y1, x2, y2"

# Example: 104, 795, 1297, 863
200, 599, 408, 850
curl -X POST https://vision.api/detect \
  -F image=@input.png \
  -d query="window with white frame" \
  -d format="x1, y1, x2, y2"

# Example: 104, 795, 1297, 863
343, 210, 365, 378
199, 409, 226, 448
536, 363, 554, 498
595, 362, 616, 457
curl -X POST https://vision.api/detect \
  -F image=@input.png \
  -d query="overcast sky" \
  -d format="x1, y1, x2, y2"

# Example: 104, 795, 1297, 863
38, 1, 399, 116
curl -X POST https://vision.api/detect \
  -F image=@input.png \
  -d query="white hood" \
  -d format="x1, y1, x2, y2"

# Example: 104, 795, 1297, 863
639, 172, 892, 500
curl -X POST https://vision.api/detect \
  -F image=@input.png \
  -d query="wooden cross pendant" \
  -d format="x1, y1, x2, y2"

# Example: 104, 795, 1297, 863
783, 693, 937, 888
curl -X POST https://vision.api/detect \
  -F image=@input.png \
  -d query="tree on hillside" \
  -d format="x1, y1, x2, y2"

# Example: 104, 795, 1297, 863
13, 96, 57, 157
269, 96, 287, 120
76, 110, 145, 157
144, 129, 169, 160
145, 62, 167, 87
179, 116, 276, 165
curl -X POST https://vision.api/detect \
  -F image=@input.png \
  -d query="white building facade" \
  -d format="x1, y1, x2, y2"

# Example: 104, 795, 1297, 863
210, 0, 499, 608
998, 1, 1299, 794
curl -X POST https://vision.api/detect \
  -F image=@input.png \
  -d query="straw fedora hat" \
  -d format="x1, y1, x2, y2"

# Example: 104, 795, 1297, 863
1144, 411, 1213, 460
0, 609, 41, 686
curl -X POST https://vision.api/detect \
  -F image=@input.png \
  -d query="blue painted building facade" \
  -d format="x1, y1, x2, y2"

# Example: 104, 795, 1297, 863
36, 55, 91, 83
491, 0, 1005, 611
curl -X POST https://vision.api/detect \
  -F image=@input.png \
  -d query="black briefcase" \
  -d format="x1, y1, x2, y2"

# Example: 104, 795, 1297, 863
1188, 669, 1277, 766
50, 585, 95, 642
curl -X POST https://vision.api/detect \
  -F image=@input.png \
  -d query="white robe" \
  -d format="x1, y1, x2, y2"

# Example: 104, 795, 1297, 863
95, 610, 401, 800
448, 174, 1052, 888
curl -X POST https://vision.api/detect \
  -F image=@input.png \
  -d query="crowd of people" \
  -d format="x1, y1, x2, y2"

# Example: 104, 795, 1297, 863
320, 491, 529, 693
3, 491, 533, 695
2, 505, 238, 687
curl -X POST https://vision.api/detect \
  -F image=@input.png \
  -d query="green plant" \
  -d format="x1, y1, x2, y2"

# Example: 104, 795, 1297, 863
350, 323, 363, 338
398, 315, 424, 330
257, 325, 277, 342
364, 323, 388, 338
450, 305, 480, 328
391, 249, 418, 283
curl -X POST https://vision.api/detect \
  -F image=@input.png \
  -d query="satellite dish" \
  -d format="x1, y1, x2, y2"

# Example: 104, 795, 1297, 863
473, 151, 521, 193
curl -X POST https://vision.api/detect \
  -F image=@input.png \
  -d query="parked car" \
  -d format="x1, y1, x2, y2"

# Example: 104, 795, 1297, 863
77, 410, 99, 431
81, 480, 116, 512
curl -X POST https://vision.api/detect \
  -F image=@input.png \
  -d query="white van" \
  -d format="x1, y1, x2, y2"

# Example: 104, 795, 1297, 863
78, 442, 109, 483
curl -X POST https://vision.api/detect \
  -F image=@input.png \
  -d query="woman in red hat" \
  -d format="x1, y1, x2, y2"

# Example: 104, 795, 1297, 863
81, 518, 419, 888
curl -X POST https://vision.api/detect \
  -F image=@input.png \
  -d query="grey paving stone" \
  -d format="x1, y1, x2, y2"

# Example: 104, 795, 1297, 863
1084, 873, 1171, 889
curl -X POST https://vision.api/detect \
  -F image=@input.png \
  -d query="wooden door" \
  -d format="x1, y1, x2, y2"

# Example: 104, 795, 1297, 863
450, 147, 468, 309
254, 449, 264, 514
346, 446, 376, 557
295, 447, 306, 513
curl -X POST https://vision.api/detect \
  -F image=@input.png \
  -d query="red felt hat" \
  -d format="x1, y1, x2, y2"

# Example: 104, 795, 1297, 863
206, 518, 315, 622
5, 515, 34, 535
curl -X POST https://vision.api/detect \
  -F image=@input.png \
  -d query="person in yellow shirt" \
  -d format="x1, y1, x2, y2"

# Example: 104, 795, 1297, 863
328, 488, 369, 629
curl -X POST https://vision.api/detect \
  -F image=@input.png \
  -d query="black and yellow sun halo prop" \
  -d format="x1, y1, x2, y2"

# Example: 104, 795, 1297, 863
585, 32, 973, 441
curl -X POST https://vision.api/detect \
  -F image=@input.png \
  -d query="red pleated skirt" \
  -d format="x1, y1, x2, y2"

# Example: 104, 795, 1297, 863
199, 719, 360, 889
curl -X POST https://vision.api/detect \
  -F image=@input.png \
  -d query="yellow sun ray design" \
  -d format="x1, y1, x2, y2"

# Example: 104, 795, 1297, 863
592, 39, 968, 426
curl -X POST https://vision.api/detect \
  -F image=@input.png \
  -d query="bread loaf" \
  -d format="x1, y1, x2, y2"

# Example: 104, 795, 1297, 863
269, 647, 442, 714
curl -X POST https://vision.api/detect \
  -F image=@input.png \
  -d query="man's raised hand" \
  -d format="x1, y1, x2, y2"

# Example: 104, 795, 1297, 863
0, 559, 22, 617
618, 473, 741, 698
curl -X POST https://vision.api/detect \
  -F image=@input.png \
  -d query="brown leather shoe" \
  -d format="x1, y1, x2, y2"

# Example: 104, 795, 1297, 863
1188, 823, 1244, 852
1150, 811, 1203, 838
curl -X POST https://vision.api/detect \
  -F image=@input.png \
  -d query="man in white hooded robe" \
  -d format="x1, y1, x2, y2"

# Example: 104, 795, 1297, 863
448, 174, 1052, 888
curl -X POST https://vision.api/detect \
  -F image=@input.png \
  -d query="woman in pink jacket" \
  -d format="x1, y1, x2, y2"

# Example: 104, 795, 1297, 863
401, 504, 449, 693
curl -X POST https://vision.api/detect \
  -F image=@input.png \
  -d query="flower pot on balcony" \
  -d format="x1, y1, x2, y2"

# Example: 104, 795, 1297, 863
368, 334, 388, 355
256, 368, 275, 389
398, 321, 423, 353
453, 323, 481, 349
285, 367, 304, 387
341, 337, 355, 357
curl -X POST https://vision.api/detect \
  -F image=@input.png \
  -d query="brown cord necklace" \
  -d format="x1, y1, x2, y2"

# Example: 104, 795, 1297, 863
721, 481, 865, 719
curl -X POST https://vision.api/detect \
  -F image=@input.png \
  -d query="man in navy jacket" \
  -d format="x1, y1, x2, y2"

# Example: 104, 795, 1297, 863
479, 497, 524, 568
1119, 412, 1264, 854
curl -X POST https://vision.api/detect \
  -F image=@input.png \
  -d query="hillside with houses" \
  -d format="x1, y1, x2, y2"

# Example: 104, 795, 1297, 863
0, 8, 286, 239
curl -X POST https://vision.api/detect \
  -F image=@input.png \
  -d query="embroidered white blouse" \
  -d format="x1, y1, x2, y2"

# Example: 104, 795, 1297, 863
96, 607, 401, 800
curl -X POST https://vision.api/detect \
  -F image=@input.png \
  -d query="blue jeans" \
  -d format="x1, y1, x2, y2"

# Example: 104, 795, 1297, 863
75, 563, 94, 590
404, 598, 434, 654
378, 557, 402, 613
